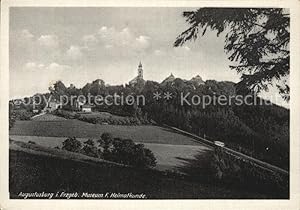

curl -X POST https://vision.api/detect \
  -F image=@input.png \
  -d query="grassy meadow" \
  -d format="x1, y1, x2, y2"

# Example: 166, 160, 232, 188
10, 118, 201, 146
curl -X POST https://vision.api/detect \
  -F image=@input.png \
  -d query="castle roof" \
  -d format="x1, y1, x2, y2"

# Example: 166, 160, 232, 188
129, 76, 145, 85
190, 75, 205, 86
161, 73, 176, 85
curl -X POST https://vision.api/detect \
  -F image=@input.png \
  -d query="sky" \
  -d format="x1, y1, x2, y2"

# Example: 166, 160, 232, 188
9, 7, 289, 107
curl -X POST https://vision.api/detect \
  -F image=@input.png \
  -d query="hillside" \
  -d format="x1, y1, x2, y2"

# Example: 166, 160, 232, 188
10, 113, 213, 171
10, 78, 289, 169
9, 140, 272, 199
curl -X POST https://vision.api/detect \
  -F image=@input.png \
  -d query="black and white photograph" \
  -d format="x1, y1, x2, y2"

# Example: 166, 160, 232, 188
1, 0, 300, 209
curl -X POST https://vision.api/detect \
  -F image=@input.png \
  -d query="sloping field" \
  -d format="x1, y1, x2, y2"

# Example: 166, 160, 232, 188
78, 111, 127, 120
10, 119, 202, 146
10, 135, 211, 171
9, 148, 269, 199
31, 113, 66, 121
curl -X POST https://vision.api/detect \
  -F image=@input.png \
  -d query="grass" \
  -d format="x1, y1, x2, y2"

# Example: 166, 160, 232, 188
9, 135, 212, 171
10, 119, 202, 146
9, 114, 284, 199
78, 111, 127, 120
9, 148, 271, 199
9, 139, 122, 166
31, 113, 66, 121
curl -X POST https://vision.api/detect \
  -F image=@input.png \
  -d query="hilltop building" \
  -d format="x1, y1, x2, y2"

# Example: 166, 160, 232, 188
129, 62, 145, 86
44, 97, 62, 112
161, 73, 205, 87
161, 73, 176, 85
190, 75, 205, 86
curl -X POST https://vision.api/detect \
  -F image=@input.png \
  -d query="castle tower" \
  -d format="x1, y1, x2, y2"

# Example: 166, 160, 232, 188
138, 61, 143, 79
129, 61, 145, 86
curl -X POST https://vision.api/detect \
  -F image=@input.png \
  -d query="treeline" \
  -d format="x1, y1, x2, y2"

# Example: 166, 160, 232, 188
12, 77, 289, 169
53, 109, 152, 126
58, 133, 156, 168
139, 79, 289, 170
211, 147, 289, 197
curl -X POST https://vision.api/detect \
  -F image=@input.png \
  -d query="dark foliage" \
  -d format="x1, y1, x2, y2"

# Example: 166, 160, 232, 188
47, 78, 289, 169
108, 138, 156, 168
98, 133, 156, 168
12, 77, 289, 170
10, 109, 34, 121
62, 137, 82, 153
211, 147, 289, 197
174, 8, 289, 100
10, 150, 273, 198
81, 139, 100, 158
9, 105, 16, 129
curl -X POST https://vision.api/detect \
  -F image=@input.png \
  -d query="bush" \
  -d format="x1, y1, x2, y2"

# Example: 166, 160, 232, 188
81, 139, 100, 158
84, 139, 95, 146
81, 145, 100, 158
75, 113, 149, 126
132, 144, 156, 168
11, 110, 34, 121
107, 137, 157, 168
74, 113, 81, 119
97, 133, 113, 158
9, 111, 16, 129
62, 137, 82, 152
108, 138, 136, 164
60, 133, 157, 168
54, 110, 76, 119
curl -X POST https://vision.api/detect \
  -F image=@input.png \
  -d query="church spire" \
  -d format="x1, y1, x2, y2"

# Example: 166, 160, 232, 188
138, 61, 143, 79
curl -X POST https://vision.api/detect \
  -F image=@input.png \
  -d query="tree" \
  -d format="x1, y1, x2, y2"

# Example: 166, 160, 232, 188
109, 138, 157, 168
133, 144, 157, 168
84, 139, 95, 146
9, 103, 16, 129
98, 132, 113, 155
174, 8, 290, 100
81, 139, 99, 158
49, 80, 68, 97
62, 137, 82, 152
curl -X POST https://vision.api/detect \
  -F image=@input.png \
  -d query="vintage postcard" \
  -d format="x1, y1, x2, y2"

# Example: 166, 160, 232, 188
1, 0, 300, 209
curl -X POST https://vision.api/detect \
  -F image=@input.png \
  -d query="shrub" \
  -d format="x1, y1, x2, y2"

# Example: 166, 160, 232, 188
96, 117, 103, 124
132, 144, 156, 168
99, 133, 113, 147
59, 133, 157, 168
84, 139, 95, 146
9, 111, 16, 129
12, 110, 34, 121
74, 112, 149, 126
54, 110, 75, 119
81, 144, 99, 158
109, 138, 136, 164
81, 139, 100, 158
62, 137, 82, 152
108, 138, 157, 168
74, 113, 81, 119
98, 133, 113, 158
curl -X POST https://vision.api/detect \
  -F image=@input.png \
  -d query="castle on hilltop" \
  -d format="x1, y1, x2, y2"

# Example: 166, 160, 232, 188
129, 62, 145, 86
129, 61, 205, 87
